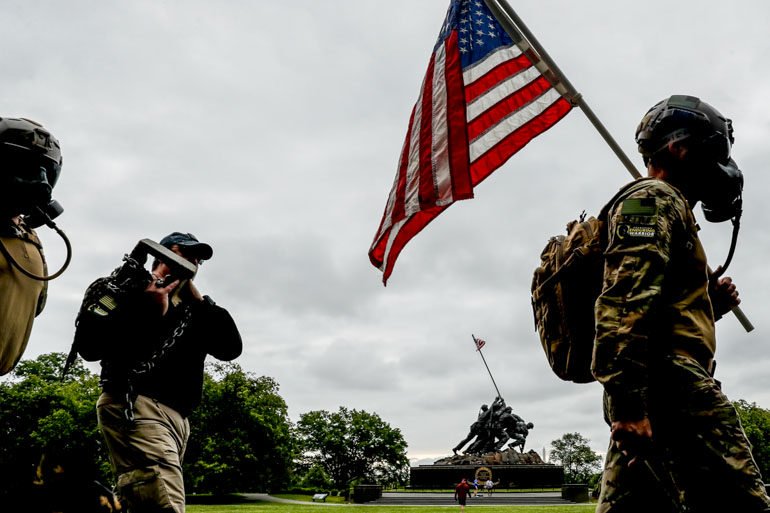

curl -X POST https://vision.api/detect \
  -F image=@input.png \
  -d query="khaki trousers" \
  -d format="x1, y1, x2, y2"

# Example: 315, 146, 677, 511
97, 393, 190, 513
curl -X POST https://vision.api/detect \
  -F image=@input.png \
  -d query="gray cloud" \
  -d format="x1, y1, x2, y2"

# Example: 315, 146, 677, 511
4, 0, 770, 463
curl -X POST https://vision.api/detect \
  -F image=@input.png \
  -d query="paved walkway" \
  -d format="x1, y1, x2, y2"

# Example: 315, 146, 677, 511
240, 493, 345, 505
372, 491, 571, 506
239, 491, 580, 506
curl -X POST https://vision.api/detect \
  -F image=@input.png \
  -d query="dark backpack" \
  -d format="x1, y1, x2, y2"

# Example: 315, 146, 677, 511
531, 179, 652, 383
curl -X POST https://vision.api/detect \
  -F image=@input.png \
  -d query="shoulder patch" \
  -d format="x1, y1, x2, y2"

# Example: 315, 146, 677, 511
617, 224, 656, 240
620, 197, 657, 216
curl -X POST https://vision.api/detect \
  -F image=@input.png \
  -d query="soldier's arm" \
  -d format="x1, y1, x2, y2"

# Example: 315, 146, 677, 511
193, 297, 243, 361
592, 186, 683, 423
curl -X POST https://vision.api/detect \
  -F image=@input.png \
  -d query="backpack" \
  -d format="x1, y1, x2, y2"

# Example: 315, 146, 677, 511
531, 179, 652, 383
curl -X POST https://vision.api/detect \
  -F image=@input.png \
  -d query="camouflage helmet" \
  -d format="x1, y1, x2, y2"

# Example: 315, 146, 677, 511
635, 95, 733, 167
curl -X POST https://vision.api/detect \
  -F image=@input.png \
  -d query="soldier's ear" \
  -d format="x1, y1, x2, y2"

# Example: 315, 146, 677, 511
667, 140, 689, 161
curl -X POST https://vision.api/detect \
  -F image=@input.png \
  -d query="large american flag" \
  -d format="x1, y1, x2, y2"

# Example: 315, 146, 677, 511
369, 0, 573, 284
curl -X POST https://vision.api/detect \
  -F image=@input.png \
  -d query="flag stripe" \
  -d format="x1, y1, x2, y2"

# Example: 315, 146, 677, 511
464, 50, 532, 104
462, 44, 523, 85
418, 55, 437, 209
470, 96, 573, 184
379, 207, 449, 281
467, 74, 554, 141
431, 42, 454, 206
391, 108, 414, 227
443, 32, 473, 201
467, 66, 543, 122
470, 87, 563, 163
380, 218, 405, 273
374, 107, 415, 244
404, 69, 428, 217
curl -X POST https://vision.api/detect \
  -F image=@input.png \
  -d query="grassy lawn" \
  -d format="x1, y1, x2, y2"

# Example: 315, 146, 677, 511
187, 502, 596, 513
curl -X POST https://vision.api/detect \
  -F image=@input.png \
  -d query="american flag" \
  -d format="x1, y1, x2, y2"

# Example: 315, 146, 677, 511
369, 0, 573, 284
475, 336, 486, 351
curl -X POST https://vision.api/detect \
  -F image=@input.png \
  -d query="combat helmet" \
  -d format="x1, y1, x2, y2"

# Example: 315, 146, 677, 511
0, 117, 71, 281
635, 95, 733, 167
636, 95, 742, 224
0, 117, 62, 217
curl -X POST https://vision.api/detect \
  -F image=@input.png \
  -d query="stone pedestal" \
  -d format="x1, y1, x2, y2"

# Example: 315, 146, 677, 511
561, 483, 589, 503
352, 484, 382, 503
410, 449, 563, 489
410, 463, 563, 489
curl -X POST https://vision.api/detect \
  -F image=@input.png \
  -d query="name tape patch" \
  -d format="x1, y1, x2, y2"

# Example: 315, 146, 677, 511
618, 224, 656, 240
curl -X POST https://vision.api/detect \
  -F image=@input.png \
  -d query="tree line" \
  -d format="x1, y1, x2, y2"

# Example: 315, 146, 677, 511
3, 352, 770, 500
0, 353, 409, 502
550, 407, 770, 489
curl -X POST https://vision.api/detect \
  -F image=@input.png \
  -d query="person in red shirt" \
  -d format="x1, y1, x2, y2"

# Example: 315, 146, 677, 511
454, 478, 471, 511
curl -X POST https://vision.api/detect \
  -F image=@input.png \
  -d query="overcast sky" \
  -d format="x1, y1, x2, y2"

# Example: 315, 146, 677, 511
3, 0, 770, 466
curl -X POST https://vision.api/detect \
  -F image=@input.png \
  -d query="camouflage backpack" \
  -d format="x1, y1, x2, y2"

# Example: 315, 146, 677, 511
531, 179, 652, 383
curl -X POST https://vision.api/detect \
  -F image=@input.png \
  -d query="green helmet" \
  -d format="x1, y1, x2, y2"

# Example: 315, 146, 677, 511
0, 117, 62, 217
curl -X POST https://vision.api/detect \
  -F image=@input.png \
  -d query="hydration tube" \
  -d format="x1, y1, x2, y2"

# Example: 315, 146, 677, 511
0, 206, 72, 281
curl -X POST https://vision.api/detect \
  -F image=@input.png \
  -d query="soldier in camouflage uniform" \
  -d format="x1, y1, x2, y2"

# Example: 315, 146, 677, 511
593, 96, 770, 513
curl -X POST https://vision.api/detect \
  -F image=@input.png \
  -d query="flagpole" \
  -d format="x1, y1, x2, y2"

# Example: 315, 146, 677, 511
482, 0, 641, 180
482, 0, 754, 334
472, 335, 502, 399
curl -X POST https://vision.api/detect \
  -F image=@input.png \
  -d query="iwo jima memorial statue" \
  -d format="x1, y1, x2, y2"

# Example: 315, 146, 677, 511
409, 337, 563, 488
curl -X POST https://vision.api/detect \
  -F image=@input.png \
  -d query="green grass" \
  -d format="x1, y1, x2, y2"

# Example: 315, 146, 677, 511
187, 503, 595, 513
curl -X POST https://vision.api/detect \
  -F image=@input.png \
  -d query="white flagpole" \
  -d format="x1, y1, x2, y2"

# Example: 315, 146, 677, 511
482, 0, 753, 333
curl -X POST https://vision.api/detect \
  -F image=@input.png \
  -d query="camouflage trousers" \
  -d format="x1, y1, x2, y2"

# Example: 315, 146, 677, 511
97, 393, 190, 513
597, 355, 770, 513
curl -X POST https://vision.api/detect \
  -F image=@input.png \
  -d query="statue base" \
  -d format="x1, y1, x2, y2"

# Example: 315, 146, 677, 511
410, 449, 563, 489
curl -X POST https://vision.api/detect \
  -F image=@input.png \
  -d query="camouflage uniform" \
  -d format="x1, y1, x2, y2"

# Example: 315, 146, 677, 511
592, 178, 770, 513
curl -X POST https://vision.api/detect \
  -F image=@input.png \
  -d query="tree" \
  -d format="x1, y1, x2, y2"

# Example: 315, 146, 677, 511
184, 362, 294, 494
0, 352, 109, 503
734, 400, 770, 479
299, 463, 334, 489
0, 354, 297, 498
295, 407, 409, 490
549, 432, 602, 484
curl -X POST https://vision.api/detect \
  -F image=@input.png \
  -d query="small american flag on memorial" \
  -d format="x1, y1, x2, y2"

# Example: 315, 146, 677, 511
369, 0, 573, 284
475, 337, 486, 351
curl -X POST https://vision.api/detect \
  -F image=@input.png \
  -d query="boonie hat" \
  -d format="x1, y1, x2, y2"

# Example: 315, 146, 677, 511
159, 232, 213, 261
